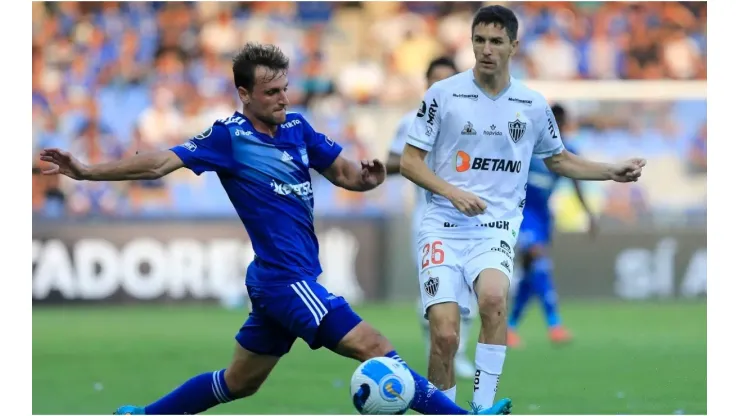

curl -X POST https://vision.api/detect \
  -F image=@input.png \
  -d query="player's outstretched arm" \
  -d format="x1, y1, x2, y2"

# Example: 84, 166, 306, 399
544, 149, 647, 183
385, 151, 402, 175
39, 148, 185, 181
320, 155, 386, 192
400, 144, 486, 217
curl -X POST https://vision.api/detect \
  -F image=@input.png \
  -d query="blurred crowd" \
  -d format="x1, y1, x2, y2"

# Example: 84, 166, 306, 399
32, 1, 707, 226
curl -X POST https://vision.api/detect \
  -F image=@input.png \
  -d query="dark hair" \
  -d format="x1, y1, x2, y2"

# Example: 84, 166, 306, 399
425, 57, 458, 80
471, 5, 519, 41
232, 43, 290, 91
551, 103, 567, 126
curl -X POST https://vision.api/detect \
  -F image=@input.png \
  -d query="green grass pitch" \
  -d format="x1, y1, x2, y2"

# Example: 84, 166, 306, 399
33, 300, 706, 414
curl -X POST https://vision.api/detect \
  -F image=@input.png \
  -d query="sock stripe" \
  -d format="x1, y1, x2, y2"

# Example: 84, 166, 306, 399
212, 370, 228, 403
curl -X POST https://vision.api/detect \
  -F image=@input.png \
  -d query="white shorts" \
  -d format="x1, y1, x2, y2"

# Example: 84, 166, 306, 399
417, 231, 515, 318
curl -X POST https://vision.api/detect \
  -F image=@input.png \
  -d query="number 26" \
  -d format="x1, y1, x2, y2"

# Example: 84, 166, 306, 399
421, 241, 445, 269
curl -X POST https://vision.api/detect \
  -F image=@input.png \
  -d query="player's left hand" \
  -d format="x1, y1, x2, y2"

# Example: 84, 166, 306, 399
360, 159, 386, 188
610, 158, 647, 183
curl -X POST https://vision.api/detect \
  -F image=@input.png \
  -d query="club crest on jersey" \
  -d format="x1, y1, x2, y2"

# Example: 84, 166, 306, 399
300, 147, 309, 165
508, 119, 527, 143
424, 274, 439, 297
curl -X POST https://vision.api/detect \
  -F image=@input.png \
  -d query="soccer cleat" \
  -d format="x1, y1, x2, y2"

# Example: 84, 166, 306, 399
469, 398, 513, 415
549, 326, 572, 344
454, 354, 476, 379
113, 405, 145, 415
507, 328, 523, 348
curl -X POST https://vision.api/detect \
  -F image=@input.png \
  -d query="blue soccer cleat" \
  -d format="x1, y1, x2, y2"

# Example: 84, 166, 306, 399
113, 405, 145, 415
469, 398, 513, 415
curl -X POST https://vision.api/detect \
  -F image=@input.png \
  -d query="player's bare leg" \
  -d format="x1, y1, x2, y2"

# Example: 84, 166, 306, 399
223, 343, 281, 398
471, 269, 510, 410
426, 301, 461, 400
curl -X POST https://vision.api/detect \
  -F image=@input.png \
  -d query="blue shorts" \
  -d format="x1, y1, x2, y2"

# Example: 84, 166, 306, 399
235, 279, 363, 357
518, 209, 552, 251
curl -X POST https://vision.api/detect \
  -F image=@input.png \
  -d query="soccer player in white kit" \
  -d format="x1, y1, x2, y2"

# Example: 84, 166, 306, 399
400, 5, 647, 411
385, 57, 476, 382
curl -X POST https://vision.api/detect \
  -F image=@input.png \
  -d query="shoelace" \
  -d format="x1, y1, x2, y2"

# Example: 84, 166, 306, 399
468, 401, 484, 414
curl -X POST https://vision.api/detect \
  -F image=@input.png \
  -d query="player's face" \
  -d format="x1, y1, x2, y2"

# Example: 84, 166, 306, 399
471, 23, 518, 75
239, 66, 290, 125
427, 65, 457, 88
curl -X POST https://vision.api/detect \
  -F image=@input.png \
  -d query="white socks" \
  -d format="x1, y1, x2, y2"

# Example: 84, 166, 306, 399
442, 385, 457, 402
472, 343, 507, 408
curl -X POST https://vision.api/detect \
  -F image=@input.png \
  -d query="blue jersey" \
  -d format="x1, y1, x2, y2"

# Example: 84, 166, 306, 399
524, 144, 577, 219
170, 111, 342, 288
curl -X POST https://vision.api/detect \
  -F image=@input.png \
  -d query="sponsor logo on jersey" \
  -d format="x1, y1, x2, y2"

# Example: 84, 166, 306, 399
461, 121, 477, 135
546, 108, 559, 139
443, 221, 509, 230
281, 151, 293, 163
234, 129, 253, 137
427, 99, 439, 126
180, 141, 197, 152
508, 119, 527, 143
280, 119, 302, 129
508, 97, 533, 106
453, 93, 479, 101
484, 124, 503, 137
219, 115, 247, 126
455, 151, 522, 173
270, 180, 313, 199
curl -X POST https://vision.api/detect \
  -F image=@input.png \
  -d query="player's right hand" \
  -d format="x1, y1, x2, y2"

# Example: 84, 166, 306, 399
39, 148, 88, 180
446, 188, 487, 217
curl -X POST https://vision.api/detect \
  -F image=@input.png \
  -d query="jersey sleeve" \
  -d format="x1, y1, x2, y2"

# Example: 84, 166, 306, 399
533, 104, 565, 159
170, 123, 233, 175
388, 114, 412, 155
300, 115, 343, 171
406, 85, 443, 152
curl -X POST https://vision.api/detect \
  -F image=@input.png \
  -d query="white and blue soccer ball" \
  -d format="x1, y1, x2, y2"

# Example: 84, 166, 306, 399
350, 356, 416, 415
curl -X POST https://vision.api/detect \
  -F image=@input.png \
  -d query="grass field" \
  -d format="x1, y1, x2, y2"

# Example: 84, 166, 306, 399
32, 300, 706, 415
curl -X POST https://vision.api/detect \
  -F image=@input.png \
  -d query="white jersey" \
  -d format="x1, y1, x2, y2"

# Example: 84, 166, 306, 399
389, 110, 428, 211
405, 69, 565, 241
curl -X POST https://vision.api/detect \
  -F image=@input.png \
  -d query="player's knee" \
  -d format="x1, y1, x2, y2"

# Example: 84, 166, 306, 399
338, 321, 394, 361
476, 274, 509, 323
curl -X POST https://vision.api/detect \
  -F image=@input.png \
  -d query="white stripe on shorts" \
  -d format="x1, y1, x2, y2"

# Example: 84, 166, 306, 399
290, 283, 324, 326
299, 280, 328, 316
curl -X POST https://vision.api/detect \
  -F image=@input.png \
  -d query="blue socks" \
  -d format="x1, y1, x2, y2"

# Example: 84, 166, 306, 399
529, 256, 561, 328
385, 351, 469, 415
144, 369, 233, 415
509, 273, 533, 329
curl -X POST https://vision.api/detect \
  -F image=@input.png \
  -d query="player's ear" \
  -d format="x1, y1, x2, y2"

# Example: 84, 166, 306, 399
237, 86, 251, 105
510, 39, 519, 58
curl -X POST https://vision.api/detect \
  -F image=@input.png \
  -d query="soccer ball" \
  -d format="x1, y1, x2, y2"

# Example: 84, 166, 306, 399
350, 356, 416, 415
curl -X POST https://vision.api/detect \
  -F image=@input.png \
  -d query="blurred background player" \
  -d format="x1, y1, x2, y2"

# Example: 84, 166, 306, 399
507, 103, 597, 348
385, 57, 476, 380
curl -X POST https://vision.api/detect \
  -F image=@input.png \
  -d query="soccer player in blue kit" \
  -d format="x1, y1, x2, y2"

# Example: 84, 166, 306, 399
39, 43, 512, 415
507, 103, 597, 348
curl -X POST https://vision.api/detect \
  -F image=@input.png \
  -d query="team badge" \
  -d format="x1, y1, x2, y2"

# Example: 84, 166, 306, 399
424, 274, 439, 297
508, 119, 526, 143
300, 147, 309, 165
